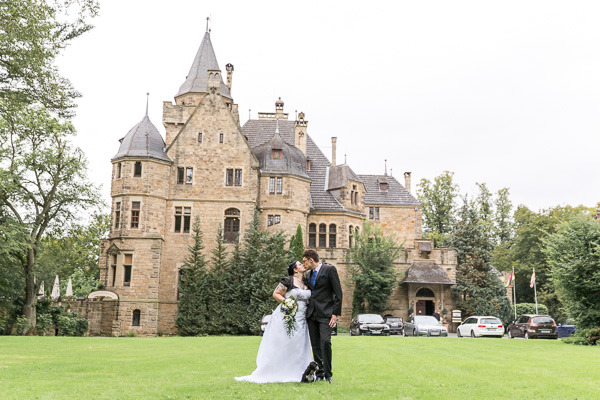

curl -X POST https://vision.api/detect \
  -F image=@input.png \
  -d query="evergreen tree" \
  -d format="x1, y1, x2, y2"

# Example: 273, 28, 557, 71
451, 200, 512, 324
348, 221, 402, 315
175, 216, 209, 336
205, 224, 229, 334
289, 225, 304, 261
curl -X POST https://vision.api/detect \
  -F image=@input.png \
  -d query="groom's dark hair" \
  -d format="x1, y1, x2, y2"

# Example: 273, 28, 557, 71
303, 249, 319, 262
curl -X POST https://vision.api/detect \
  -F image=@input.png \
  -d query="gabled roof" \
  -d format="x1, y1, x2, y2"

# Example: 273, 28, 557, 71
175, 31, 232, 99
400, 261, 455, 285
242, 119, 345, 212
358, 174, 420, 206
112, 116, 171, 162
328, 164, 360, 190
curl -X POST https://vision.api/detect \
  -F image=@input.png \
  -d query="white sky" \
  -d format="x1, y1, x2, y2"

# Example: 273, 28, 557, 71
58, 0, 600, 213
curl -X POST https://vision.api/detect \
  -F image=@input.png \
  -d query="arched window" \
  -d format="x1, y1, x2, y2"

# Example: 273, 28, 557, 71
319, 224, 327, 248
349, 225, 354, 248
132, 309, 141, 327
416, 288, 435, 297
308, 223, 316, 248
329, 224, 336, 248
224, 208, 240, 243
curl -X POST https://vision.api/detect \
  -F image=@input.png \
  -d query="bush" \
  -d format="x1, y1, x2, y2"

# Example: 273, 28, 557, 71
56, 313, 88, 336
515, 303, 548, 317
35, 313, 52, 335
16, 315, 31, 335
562, 327, 600, 346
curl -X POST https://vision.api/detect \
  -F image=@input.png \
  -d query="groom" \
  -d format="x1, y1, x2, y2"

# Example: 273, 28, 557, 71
302, 249, 343, 383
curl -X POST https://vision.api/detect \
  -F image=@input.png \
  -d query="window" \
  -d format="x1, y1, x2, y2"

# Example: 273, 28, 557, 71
224, 208, 240, 243
272, 149, 282, 159
268, 215, 281, 226
177, 167, 184, 184
276, 177, 283, 194
269, 177, 275, 194
132, 309, 141, 327
110, 255, 117, 286
369, 207, 380, 220
307, 160, 311, 171
416, 288, 434, 297
174, 207, 191, 233
234, 169, 242, 186
219, 133, 224, 143
134, 162, 142, 177
226, 169, 234, 186
177, 269, 183, 300
349, 225, 354, 248
131, 202, 140, 228
114, 202, 121, 229
269, 177, 283, 194
186, 168, 193, 184
226, 169, 241, 186
379, 182, 388, 191
329, 224, 336, 248
319, 224, 327, 248
116, 163, 122, 179
309, 223, 316, 248
178, 167, 193, 184
123, 254, 132, 286
198, 132, 203, 143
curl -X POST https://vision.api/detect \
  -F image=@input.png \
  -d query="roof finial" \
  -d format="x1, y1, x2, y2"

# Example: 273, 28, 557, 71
384, 159, 388, 176
345, 153, 347, 164
275, 117, 280, 134
249, 109, 251, 120
206, 17, 210, 32
145, 92, 149, 116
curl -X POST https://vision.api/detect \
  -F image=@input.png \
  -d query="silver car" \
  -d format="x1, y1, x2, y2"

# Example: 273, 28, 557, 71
403, 315, 448, 337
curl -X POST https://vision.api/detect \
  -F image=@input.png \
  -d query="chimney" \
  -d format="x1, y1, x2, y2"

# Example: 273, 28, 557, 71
207, 69, 221, 95
295, 111, 307, 155
404, 172, 412, 193
225, 63, 234, 94
331, 137, 337, 166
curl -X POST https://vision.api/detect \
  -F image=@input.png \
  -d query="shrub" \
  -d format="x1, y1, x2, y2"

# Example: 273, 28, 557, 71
56, 313, 88, 336
562, 327, 600, 346
515, 303, 548, 317
35, 313, 52, 335
124, 330, 137, 337
16, 315, 31, 335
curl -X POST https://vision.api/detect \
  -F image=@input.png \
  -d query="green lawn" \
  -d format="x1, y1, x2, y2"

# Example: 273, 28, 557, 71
0, 335, 598, 399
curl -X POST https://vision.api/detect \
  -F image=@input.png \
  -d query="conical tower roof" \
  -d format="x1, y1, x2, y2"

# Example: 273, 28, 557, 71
112, 115, 171, 162
175, 31, 232, 99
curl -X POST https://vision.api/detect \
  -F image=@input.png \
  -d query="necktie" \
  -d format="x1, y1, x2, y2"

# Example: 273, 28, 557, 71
311, 270, 317, 286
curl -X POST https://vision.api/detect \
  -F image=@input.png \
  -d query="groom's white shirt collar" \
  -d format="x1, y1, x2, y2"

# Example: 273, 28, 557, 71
314, 262, 323, 275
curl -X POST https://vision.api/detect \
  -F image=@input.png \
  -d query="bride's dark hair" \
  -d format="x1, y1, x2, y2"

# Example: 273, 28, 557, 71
287, 260, 299, 276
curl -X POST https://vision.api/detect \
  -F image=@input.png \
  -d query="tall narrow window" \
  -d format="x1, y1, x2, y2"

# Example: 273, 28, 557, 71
132, 309, 141, 327
134, 162, 142, 177
123, 254, 133, 286
116, 163, 122, 179
319, 224, 327, 248
114, 202, 121, 229
224, 208, 240, 243
329, 224, 336, 248
268, 215, 274, 226
226, 169, 234, 186
219, 133, 224, 143
234, 169, 242, 186
110, 255, 117, 286
276, 177, 283, 194
274, 215, 281, 225
177, 269, 183, 300
177, 167, 184, 184
131, 202, 140, 228
186, 168, 193, 184
309, 223, 316, 248
269, 177, 276, 194
374, 207, 380, 220
349, 225, 354, 248
307, 160, 311, 171
198, 132, 203, 143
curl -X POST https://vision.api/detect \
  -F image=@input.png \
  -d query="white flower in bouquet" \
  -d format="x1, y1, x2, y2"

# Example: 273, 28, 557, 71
281, 295, 298, 338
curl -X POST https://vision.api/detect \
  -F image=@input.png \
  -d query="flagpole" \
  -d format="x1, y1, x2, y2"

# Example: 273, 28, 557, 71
512, 266, 517, 320
533, 268, 538, 314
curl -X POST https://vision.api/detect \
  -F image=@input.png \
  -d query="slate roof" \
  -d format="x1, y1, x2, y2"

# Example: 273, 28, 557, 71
242, 119, 345, 212
400, 261, 455, 285
328, 164, 360, 190
252, 130, 309, 179
358, 174, 420, 206
112, 115, 171, 162
175, 31, 232, 99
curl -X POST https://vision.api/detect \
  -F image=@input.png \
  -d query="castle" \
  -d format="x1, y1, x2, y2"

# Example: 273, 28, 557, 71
86, 29, 458, 336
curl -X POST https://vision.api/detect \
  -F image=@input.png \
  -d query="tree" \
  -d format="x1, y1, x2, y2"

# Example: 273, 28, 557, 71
289, 224, 304, 261
205, 224, 229, 334
544, 214, 600, 329
451, 200, 512, 324
347, 221, 402, 315
176, 216, 209, 336
474, 182, 494, 240
494, 187, 513, 244
416, 171, 459, 247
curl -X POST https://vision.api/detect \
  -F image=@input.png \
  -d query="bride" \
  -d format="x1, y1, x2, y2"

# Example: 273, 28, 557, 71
235, 260, 312, 383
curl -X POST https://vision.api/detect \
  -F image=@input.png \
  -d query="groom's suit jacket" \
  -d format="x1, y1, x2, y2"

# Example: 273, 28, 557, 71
305, 263, 343, 320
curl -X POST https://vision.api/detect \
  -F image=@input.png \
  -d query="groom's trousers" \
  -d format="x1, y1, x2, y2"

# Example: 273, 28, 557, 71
307, 315, 333, 379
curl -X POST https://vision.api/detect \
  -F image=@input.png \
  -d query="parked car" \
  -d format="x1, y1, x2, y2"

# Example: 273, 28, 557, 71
457, 316, 504, 338
383, 316, 404, 335
403, 315, 448, 337
349, 314, 390, 336
507, 314, 558, 339
260, 314, 272, 336
557, 319, 576, 339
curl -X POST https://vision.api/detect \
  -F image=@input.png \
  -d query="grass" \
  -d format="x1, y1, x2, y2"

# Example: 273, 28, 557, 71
1, 335, 599, 399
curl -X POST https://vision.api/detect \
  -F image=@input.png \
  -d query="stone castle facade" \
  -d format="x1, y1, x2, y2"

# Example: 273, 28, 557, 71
90, 30, 458, 336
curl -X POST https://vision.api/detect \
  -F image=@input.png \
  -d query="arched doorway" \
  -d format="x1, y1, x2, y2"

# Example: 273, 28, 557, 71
415, 287, 435, 316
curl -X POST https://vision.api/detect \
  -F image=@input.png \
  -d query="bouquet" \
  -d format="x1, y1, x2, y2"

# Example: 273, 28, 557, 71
281, 296, 299, 338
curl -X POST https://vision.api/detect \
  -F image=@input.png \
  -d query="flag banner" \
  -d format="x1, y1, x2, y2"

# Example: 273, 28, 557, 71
530, 271, 536, 288
506, 271, 515, 287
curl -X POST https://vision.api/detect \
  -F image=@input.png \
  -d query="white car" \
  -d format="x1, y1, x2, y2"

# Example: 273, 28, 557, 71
457, 316, 504, 338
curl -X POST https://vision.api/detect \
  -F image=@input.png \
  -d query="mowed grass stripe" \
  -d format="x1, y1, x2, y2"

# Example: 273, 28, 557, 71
0, 336, 598, 399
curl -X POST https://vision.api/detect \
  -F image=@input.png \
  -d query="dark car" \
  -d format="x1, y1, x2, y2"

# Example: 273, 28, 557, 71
557, 319, 576, 339
260, 314, 272, 336
349, 314, 390, 336
384, 316, 404, 335
507, 314, 557, 339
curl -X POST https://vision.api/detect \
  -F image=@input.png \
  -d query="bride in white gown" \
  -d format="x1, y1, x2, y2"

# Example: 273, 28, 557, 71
235, 260, 312, 383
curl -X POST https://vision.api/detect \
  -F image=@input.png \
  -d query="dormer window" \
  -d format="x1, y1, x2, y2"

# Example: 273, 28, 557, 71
379, 182, 388, 191
272, 149, 282, 160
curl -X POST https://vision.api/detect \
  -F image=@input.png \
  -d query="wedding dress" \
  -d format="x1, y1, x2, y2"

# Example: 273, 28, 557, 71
235, 288, 312, 383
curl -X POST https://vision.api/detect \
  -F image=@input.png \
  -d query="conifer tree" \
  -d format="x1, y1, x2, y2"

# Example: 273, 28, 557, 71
176, 216, 209, 336
205, 224, 229, 334
289, 225, 304, 261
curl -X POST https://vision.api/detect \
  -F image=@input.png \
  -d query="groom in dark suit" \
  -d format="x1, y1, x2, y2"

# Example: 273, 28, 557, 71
302, 249, 343, 383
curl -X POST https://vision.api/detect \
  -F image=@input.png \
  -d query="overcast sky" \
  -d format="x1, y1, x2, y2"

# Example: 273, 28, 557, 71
58, 0, 599, 213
